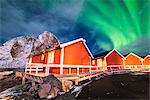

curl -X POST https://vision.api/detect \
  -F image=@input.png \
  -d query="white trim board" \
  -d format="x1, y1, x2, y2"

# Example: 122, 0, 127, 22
105, 49, 124, 59
60, 38, 85, 48
144, 55, 150, 60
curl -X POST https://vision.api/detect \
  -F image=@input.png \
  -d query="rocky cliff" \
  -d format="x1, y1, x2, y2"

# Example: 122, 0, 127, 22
0, 31, 60, 69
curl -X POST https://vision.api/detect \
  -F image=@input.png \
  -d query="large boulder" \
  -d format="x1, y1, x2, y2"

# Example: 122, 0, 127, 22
38, 75, 62, 98
0, 75, 62, 99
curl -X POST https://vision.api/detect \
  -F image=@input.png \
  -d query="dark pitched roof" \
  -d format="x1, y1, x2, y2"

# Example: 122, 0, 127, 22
140, 56, 146, 58
123, 52, 146, 59
94, 50, 112, 59
123, 53, 130, 57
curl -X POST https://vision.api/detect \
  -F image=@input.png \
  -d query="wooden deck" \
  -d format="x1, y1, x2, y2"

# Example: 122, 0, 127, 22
24, 63, 150, 88
25, 71, 103, 85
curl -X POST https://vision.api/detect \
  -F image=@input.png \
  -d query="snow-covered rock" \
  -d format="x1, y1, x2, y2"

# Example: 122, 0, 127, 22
0, 31, 60, 69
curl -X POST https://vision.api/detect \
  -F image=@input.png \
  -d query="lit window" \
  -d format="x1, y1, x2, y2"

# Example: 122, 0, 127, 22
92, 60, 95, 65
97, 59, 102, 66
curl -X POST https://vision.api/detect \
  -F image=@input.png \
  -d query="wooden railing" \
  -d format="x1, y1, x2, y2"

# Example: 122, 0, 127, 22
25, 63, 150, 76
123, 65, 150, 72
108, 65, 150, 71
107, 65, 124, 70
25, 63, 100, 76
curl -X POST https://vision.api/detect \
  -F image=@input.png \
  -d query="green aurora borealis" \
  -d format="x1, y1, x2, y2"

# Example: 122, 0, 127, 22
79, 0, 150, 51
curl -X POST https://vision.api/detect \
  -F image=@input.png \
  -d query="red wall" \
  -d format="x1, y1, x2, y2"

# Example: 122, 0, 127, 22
50, 67, 60, 74
54, 49, 61, 64
63, 41, 91, 65
106, 50, 123, 65
32, 54, 44, 63
43, 52, 48, 64
143, 56, 150, 65
124, 54, 142, 65
44, 49, 61, 74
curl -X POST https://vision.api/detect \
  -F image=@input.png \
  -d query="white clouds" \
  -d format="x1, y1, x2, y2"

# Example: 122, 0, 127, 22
0, 0, 85, 43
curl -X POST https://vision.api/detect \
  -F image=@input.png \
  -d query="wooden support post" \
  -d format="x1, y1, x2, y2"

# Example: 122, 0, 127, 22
60, 48, 64, 75
45, 66, 49, 76
32, 81, 35, 87
45, 66, 47, 76
22, 76, 25, 85
75, 80, 79, 85
89, 77, 91, 80
29, 66, 32, 74
60, 66, 63, 75
25, 63, 27, 73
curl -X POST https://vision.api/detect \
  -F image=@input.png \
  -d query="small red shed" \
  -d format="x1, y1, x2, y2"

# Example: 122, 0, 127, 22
27, 38, 94, 75
143, 55, 150, 65
124, 53, 143, 69
93, 49, 124, 71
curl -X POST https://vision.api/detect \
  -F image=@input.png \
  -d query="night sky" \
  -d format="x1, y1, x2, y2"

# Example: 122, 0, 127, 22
0, 0, 150, 56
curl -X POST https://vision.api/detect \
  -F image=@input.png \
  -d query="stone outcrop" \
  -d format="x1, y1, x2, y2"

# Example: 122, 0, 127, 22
38, 75, 62, 98
0, 74, 62, 99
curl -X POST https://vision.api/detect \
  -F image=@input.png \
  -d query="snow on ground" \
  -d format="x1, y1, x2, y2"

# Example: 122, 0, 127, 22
130, 72, 147, 75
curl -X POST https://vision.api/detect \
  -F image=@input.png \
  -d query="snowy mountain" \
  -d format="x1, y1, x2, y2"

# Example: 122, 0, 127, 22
0, 31, 60, 68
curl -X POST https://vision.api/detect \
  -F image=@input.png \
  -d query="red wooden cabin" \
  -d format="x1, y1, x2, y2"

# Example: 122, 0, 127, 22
26, 38, 96, 75
124, 53, 143, 69
92, 49, 124, 71
143, 55, 150, 66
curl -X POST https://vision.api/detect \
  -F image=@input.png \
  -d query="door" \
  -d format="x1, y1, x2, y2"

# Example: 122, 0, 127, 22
97, 59, 103, 70
47, 51, 54, 64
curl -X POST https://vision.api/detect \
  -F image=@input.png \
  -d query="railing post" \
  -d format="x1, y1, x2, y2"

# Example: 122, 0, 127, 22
89, 66, 91, 74
29, 66, 32, 74
60, 48, 64, 75
110, 66, 112, 72
45, 66, 49, 76
36, 66, 38, 75
25, 63, 28, 73
77, 66, 79, 75
25, 67, 27, 73
69, 68, 71, 75
45, 66, 47, 76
